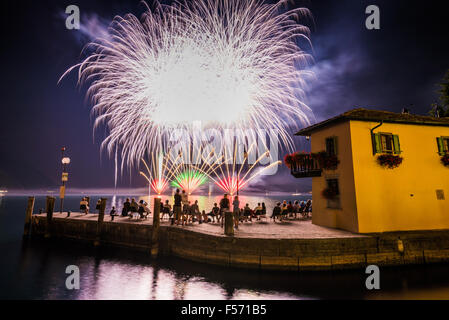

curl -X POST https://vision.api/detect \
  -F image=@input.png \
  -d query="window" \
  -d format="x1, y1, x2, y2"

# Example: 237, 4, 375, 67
326, 178, 341, 209
372, 133, 401, 155
325, 137, 338, 156
437, 137, 449, 155
380, 134, 394, 153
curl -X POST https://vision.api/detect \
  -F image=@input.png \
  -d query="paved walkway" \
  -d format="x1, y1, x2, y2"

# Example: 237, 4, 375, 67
38, 212, 366, 240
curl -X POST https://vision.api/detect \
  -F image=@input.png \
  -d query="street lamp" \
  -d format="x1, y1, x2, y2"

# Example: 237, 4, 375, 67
60, 147, 71, 213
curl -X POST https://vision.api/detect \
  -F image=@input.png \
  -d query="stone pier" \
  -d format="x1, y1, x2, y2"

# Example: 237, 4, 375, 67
29, 212, 449, 271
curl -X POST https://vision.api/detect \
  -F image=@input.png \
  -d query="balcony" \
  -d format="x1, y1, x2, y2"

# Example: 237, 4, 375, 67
289, 155, 322, 178
286, 151, 340, 179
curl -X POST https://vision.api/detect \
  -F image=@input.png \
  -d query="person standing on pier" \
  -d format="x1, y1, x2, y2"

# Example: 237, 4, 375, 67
219, 194, 230, 227
121, 198, 131, 216
95, 199, 102, 214
182, 201, 191, 225
173, 189, 182, 226
181, 190, 188, 207
293, 201, 300, 219
232, 196, 240, 229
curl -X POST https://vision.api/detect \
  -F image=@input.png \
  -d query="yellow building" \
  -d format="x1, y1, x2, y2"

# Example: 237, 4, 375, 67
294, 108, 449, 234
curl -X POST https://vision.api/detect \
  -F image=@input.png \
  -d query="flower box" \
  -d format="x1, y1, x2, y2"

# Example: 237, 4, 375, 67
284, 151, 339, 170
377, 154, 403, 169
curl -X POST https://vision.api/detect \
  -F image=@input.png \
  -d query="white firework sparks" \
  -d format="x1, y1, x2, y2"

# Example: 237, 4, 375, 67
61, 0, 314, 173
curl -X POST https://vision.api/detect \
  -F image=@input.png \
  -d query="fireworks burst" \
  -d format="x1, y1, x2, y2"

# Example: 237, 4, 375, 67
166, 146, 212, 194
61, 0, 314, 172
139, 154, 170, 195
140, 147, 211, 195
201, 143, 281, 196
171, 170, 208, 195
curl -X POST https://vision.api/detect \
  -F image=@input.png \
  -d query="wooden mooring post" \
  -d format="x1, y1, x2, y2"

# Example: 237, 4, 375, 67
23, 196, 35, 238
224, 211, 234, 236
94, 198, 107, 246
151, 197, 161, 258
44, 196, 55, 238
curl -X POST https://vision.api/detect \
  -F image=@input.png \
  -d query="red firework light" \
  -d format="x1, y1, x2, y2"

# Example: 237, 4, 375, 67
215, 176, 248, 195
150, 178, 169, 195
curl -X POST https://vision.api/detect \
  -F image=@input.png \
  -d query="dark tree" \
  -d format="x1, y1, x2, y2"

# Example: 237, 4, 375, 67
430, 70, 449, 117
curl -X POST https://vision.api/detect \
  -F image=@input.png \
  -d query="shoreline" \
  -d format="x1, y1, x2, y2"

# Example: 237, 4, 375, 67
1, 190, 313, 197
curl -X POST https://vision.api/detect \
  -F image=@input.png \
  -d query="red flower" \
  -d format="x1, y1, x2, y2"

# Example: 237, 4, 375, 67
284, 154, 294, 168
293, 151, 312, 166
286, 150, 340, 170
377, 154, 403, 169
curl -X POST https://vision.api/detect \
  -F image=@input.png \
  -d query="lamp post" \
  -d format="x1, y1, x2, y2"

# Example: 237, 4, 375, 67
60, 147, 71, 213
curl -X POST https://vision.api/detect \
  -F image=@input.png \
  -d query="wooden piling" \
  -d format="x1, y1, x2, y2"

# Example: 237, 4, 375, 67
44, 196, 55, 238
23, 196, 35, 238
224, 211, 234, 236
151, 197, 161, 258
94, 198, 107, 246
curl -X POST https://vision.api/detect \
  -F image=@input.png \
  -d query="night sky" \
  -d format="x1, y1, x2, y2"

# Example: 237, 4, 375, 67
1, 0, 448, 192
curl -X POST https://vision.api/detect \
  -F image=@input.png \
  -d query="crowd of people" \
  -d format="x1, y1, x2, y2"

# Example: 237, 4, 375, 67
154, 189, 312, 228
79, 190, 312, 227
79, 197, 151, 220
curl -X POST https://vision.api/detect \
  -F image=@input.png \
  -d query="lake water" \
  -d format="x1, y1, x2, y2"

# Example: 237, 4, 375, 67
1, 194, 449, 300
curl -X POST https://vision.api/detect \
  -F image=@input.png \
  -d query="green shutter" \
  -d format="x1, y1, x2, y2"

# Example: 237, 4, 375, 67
393, 135, 401, 154
372, 133, 381, 154
333, 137, 338, 156
437, 137, 445, 155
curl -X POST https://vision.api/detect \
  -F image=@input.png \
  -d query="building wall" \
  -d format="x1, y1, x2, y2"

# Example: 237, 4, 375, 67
311, 121, 359, 233
350, 120, 449, 233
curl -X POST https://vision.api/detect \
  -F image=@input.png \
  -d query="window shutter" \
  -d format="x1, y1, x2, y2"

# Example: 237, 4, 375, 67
333, 137, 338, 156
372, 133, 381, 154
393, 135, 401, 154
437, 137, 445, 156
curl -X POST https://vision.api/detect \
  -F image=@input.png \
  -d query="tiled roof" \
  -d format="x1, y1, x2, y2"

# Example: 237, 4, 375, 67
295, 108, 449, 136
